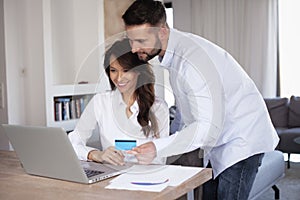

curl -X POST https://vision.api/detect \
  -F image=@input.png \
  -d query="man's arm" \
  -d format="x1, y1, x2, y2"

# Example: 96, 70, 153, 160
129, 48, 225, 163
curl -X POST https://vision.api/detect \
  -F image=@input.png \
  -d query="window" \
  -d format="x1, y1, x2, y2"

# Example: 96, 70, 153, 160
279, 0, 300, 97
165, 2, 174, 28
279, 1, 300, 162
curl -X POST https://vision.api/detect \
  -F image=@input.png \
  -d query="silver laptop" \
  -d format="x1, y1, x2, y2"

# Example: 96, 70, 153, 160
1, 124, 131, 184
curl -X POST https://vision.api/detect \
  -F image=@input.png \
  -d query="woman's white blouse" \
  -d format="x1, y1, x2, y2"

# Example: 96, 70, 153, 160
68, 89, 169, 164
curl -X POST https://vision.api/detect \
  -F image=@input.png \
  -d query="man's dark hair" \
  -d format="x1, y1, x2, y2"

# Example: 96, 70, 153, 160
122, 0, 166, 26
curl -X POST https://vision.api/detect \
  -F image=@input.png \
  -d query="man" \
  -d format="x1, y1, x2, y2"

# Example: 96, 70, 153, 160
122, 1, 279, 199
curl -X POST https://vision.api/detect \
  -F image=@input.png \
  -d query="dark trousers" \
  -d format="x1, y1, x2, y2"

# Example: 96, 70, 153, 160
203, 153, 264, 200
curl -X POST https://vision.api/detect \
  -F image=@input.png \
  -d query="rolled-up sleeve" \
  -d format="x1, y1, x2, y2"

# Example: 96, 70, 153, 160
154, 49, 225, 158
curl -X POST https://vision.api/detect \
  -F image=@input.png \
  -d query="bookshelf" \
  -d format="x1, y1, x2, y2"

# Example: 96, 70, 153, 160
42, 0, 109, 131
47, 84, 105, 131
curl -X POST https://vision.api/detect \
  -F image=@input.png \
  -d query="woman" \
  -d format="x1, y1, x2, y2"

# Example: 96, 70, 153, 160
68, 38, 169, 165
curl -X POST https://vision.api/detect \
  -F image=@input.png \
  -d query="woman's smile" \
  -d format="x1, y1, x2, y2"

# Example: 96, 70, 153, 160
109, 55, 139, 98
117, 81, 129, 87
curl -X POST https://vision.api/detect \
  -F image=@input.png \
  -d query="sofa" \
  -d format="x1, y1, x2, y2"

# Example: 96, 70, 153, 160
264, 95, 300, 168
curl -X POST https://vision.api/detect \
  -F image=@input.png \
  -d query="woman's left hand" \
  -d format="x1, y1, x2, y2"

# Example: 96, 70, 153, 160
88, 147, 125, 165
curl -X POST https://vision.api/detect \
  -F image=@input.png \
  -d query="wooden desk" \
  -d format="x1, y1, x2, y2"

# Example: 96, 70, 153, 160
0, 151, 212, 200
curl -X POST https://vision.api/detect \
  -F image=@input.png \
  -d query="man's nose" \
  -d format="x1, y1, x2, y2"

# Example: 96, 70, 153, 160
130, 42, 140, 53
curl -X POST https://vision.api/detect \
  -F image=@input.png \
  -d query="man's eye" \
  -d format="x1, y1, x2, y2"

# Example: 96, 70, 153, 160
138, 40, 145, 44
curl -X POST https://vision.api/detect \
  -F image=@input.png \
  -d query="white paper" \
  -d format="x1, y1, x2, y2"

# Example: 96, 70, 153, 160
105, 165, 204, 192
166, 165, 204, 186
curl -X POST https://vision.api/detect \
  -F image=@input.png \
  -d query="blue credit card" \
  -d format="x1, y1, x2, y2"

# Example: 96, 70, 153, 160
115, 139, 137, 151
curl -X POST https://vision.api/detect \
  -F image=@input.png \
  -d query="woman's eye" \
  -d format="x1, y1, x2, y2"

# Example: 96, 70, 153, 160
110, 69, 116, 72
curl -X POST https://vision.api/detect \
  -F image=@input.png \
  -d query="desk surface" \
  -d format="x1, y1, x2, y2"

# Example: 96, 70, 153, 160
0, 150, 212, 200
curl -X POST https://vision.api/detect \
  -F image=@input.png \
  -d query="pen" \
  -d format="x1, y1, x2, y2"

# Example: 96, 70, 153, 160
130, 179, 169, 186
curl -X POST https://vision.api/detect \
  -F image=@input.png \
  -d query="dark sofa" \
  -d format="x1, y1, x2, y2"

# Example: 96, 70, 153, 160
264, 95, 300, 168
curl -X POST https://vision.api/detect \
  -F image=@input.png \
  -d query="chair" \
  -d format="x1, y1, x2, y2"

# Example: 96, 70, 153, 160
248, 150, 285, 200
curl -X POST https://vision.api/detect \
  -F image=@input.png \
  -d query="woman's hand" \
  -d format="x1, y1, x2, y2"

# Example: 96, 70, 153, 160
88, 146, 125, 165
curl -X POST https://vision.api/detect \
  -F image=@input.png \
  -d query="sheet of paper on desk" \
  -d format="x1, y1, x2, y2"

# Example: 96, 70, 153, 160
105, 165, 204, 192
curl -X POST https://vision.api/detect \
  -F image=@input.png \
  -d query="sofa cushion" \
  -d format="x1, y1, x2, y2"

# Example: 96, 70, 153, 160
288, 96, 300, 128
276, 128, 300, 153
264, 97, 289, 128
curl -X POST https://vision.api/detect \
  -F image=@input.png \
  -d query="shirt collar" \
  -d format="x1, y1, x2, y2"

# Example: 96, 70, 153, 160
130, 101, 139, 114
114, 89, 125, 106
160, 28, 177, 69
113, 89, 139, 114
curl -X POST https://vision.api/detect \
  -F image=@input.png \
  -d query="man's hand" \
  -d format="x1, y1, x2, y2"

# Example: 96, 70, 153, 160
88, 146, 125, 166
127, 142, 157, 164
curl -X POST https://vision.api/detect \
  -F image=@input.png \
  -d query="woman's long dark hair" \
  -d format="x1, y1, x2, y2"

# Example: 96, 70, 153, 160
104, 39, 159, 138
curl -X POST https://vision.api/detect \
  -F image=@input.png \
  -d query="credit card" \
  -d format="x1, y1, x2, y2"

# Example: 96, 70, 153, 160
115, 139, 137, 151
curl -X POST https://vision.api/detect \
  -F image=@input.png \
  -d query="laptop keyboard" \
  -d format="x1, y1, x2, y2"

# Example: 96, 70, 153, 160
84, 168, 104, 178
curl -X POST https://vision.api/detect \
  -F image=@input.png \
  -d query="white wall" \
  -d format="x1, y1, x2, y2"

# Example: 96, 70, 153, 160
0, 0, 46, 150
3, 0, 26, 125
165, 0, 192, 32
0, 0, 7, 123
51, 0, 102, 85
0, 0, 10, 150
4, 0, 45, 126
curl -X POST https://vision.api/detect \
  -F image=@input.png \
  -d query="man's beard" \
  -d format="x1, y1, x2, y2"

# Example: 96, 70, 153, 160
137, 38, 162, 61
138, 48, 161, 61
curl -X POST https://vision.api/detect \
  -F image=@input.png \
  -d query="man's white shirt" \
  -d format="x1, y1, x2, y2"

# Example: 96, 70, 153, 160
153, 28, 279, 177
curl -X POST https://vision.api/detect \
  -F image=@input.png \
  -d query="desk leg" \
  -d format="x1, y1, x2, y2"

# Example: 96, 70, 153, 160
187, 190, 194, 200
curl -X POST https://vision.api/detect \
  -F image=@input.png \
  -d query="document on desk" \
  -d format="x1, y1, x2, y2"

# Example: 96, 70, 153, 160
105, 165, 204, 192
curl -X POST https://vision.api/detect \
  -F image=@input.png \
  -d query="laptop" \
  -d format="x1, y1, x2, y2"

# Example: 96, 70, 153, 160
1, 124, 132, 184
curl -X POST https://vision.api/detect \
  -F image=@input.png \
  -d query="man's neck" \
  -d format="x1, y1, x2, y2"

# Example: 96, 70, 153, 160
158, 27, 170, 58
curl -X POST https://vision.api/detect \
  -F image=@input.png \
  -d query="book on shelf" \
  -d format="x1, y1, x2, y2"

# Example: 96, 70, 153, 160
54, 94, 94, 122
69, 99, 76, 119
54, 97, 71, 121
54, 100, 62, 121
75, 98, 82, 119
